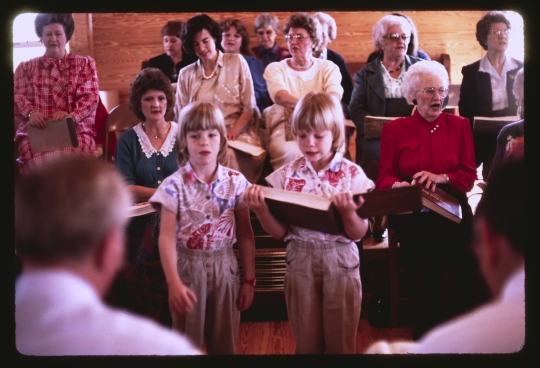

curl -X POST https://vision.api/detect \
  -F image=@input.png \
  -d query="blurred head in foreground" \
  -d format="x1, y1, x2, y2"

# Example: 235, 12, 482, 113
15, 156, 131, 296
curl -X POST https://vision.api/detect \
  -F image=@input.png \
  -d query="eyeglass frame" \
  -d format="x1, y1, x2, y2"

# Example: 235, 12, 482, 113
257, 29, 275, 36
489, 29, 510, 36
382, 33, 411, 42
420, 87, 449, 97
284, 34, 309, 41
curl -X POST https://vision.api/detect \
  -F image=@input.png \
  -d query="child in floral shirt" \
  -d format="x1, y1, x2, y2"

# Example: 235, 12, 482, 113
150, 101, 255, 354
244, 92, 374, 354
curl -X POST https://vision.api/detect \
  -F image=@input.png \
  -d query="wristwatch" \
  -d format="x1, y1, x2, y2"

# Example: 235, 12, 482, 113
243, 278, 257, 287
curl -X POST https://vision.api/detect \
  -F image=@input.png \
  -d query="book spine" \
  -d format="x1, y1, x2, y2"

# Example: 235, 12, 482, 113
66, 117, 79, 148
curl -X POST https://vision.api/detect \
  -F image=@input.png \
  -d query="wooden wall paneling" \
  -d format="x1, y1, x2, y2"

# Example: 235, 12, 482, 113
70, 13, 92, 57
69, 11, 488, 105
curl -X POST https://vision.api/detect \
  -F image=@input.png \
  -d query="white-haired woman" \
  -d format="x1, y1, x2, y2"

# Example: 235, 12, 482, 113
313, 12, 353, 117
252, 13, 290, 67
377, 60, 489, 340
349, 14, 423, 241
489, 68, 524, 180
263, 12, 343, 170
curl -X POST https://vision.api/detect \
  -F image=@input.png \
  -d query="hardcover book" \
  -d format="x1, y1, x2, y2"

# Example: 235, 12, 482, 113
26, 117, 78, 154
473, 116, 519, 135
260, 185, 423, 235
364, 116, 400, 139
227, 139, 266, 157
128, 202, 156, 217
420, 186, 462, 223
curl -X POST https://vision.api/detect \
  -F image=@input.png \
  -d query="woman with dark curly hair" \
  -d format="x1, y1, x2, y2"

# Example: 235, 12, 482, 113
148, 20, 198, 89
109, 68, 179, 327
220, 18, 271, 112
174, 14, 266, 184
263, 12, 343, 170
14, 13, 99, 174
459, 11, 523, 178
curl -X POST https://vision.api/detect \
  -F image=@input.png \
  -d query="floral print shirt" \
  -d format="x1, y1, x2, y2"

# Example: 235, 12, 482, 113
265, 152, 375, 243
150, 162, 250, 250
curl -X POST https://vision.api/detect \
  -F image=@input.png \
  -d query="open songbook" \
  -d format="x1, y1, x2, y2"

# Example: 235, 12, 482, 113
128, 202, 156, 218
259, 185, 422, 235
227, 140, 266, 157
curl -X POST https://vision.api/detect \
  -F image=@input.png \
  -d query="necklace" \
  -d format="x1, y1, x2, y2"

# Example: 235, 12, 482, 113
143, 122, 171, 139
201, 63, 218, 80
430, 124, 439, 133
383, 60, 402, 73
290, 58, 314, 71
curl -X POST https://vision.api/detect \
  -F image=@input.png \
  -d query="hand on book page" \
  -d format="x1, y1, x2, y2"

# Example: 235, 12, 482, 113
333, 191, 369, 240
243, 185, 288, 240
243, 185, 270, 215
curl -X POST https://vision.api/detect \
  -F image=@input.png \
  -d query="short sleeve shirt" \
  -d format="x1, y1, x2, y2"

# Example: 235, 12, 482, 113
265, 152, 375, 243
150, 162, 250, 250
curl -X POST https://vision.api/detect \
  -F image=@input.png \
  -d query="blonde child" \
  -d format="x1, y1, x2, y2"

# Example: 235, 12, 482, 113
244, 91, 374, 354
150, 101, 255, 354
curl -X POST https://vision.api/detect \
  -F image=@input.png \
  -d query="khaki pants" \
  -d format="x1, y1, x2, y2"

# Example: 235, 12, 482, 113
172, 247, 240, 355
285, 240, 362, 354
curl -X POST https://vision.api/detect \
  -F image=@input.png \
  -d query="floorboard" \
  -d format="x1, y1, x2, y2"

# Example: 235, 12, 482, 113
236, 317, 414, 355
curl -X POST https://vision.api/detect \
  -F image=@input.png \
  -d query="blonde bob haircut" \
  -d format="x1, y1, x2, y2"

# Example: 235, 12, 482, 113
291, 91, 345, 153
176, 101, 228, 166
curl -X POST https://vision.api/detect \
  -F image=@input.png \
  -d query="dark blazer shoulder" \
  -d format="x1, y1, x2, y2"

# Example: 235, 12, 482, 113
461, 60, 481, 74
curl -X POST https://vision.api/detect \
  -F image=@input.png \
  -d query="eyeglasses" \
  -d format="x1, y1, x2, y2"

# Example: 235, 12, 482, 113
420, 87, 449, 97
383, 33, 411, 42
285, 34, 308, 41
490, 29, 510, 36
257, 30, 274, 36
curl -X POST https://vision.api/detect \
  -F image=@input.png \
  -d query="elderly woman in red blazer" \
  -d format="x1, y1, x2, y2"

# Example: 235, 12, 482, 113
377, 60, 489, 340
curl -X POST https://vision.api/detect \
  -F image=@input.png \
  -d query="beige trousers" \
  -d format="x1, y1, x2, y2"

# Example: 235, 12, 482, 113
285, 239, 362, 354
172, 247, 240, 355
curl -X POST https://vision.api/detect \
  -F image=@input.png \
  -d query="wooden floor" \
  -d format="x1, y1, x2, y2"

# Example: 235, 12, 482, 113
235, 318, 414, 355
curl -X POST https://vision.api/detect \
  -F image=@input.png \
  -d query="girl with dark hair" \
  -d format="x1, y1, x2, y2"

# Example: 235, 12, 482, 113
220, 18, 272, 113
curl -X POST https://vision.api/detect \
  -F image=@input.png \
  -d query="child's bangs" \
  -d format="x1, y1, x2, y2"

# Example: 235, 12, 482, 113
184, 111, 223, 133
294, 105, 337, 133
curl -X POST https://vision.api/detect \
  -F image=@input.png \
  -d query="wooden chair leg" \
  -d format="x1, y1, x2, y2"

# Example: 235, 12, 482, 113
388, 228, 399, 327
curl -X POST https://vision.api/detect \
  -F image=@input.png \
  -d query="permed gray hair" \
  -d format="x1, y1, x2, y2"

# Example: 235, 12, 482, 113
254, 13, 280, 33
513, 68, 524, 101
283, 13, 321, 50
402, 61, 449, 104
314, 12, 337, 42
372, 14, 412, 52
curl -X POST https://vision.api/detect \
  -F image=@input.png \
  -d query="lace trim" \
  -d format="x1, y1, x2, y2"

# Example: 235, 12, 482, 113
133, 121, 178, 159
